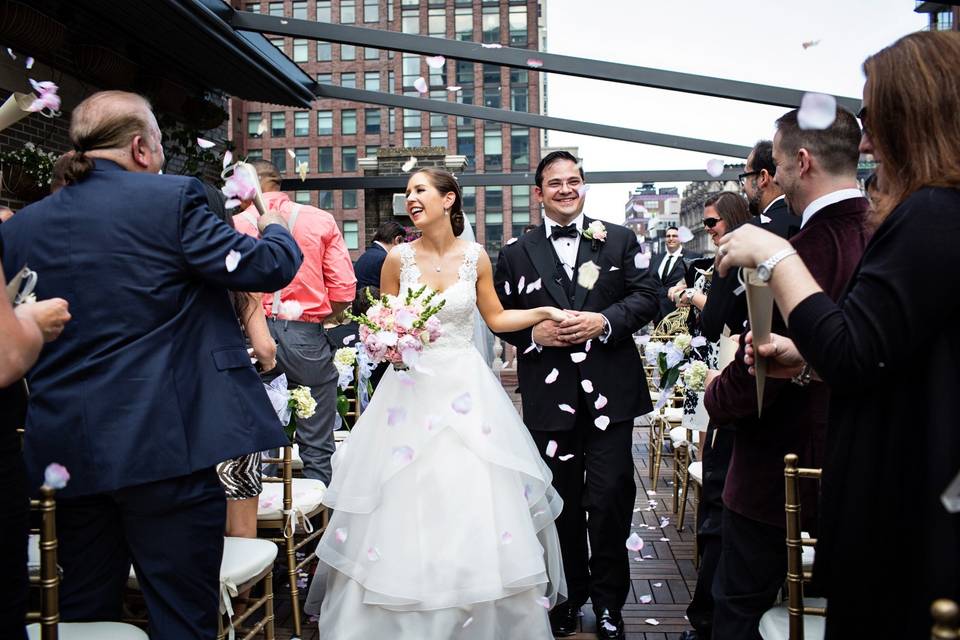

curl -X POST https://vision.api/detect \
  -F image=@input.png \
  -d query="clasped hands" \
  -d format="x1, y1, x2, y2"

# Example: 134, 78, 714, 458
533, 310, 606, 347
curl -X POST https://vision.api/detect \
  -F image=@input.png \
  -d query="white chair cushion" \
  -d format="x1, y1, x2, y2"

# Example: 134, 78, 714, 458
27, 622, 149, 640
687, 461, 703, 485
290, 443, 303, 470
128, 536, 278, 592
663, 407, 683, 422
27, 534, 39, 578
759, 598, 827, 640
669, 426, 689, 445
801, 532, 816, 570
257, 478, 327, 521
333, 429, 349, 442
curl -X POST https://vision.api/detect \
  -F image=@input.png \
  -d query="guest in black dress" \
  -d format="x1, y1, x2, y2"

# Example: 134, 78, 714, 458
718, 30, 960, 639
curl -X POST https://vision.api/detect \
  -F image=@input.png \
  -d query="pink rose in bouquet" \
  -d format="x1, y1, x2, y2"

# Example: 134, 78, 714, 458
350, 286, 445, 370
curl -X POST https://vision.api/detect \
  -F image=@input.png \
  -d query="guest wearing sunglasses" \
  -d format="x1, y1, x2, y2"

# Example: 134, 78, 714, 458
740, 141, 798, 240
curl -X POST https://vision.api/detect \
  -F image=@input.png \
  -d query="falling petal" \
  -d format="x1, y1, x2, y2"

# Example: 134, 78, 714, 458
25, 56, 34, 69
523, 342, 536, 354
603, 621, 618, 632
462, 617, 474, 629
558, 403, 575, 414
577, 260, 600, 289
644, 554, 653, 558
525, 277, 542, 293
366, 546, 381, 562
645, 618, 660, 626
342, 334, 356, 345
677, 226, 694, 243
224, 198, 241, 209
653, 582, 662, 587
6, 48, 14, 59
634, 252, 651, 269
256, 119, 267, 136
536, 596, 551, 609
594, 394, 608, 409
581, 379, 593, 393
387, 407, 407, 426
706, 159, 725, 178
526, 58, 544, 68
659, 537, 670, 542
222, 150, 233, 168
798, 92, 837, 130
280, 19, 288, 24
570, 352, 587, 363
632, 202, 646, 214
517, 276, 526, 292
425, 55, 446, 69
225, 249, 242, 272
626, 532, 644, 551
640, 594, 653, 604
392, 446, 415, 464
298, 161, 309, 181
43, 463, 70, 489
659, 517, 670, 528
544, 368, 559, 384
425, 414, 443, 430
594, 415, 610, 430
504, 281, 512, 295
558, 453, 574, 461
545, 440, 558, 458
196, 137, 216, 149
480, 43, 502, 49
481, 423, 492, 435
401, 156, 417, 172
585, 339, 592, 352
413, 76, 429, 94
452, 392, 472, 414
576, 184, 590, 198
500, 531, 513, 545
335, 528, 348, 543
446, 85, 462, 92
647, 489, 657, 495
287, 148, 296, 159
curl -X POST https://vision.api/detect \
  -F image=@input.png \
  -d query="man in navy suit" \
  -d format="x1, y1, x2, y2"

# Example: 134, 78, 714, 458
0, 91, 302, 639
352, 220, 404, 289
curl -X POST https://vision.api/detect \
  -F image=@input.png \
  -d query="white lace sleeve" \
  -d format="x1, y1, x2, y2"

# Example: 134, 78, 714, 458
398, 244, 421, 293
459, 243, 482, 284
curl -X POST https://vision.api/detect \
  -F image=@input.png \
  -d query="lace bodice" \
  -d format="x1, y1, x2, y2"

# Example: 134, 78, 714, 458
399, 242, 481, 352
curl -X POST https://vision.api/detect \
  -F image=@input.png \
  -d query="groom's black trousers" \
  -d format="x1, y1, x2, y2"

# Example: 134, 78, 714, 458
530, 392, 636, 612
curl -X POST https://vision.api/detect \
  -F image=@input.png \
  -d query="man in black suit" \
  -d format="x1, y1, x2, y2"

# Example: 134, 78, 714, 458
494, 151, 659, 640
652, 226, 688, 324
741, 140, 798, 239
353, 221, 404, 289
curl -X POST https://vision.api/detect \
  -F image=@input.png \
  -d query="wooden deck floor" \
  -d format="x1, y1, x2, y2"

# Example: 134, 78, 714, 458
272, 369, 699, 639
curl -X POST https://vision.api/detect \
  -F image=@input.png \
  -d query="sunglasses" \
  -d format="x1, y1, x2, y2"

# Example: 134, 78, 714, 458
702, 217, 721, 229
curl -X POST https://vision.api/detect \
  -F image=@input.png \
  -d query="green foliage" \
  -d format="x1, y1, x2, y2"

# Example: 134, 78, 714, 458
0, 142, 57, 186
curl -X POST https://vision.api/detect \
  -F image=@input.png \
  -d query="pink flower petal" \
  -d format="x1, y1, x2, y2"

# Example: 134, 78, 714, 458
196, 137, 216, 149
525, 277, 542, 293
387, 407, 407, 426
545, 440, 558, 458
576, 184, 589, 198
640, 594, 653, 604
536, 596, 551, 609
585, 339, 593, 351
659, 537, 670, 542
626, 532, 644, 551
287, 148, 296, 159
425, 55, 446, 69
677, 226, 694, 243
517, 276, 526, 292
526, 58, 544, 68
451, 392, 472, 414
644, 618, 660, 626
544, 368, 559, 384
335, 528, 348, 543
366, 546, 381, 562
594, 415, 610, 430
392, 446, 415, 464
523, 342, 537, 354
225, 249, 241, 272
6, 48, 14, 59
634, 252, 651, 269
224, 198, 241, 209
570, 352, 587, 363
594, 394, 608, 410
503, 281, 512, 295
500, 531, 513, 545
581, 379, 593, 393
43, 463, 70, 489
798, 92, 837, 130
446, 85, 462, 92
222, 150, 233, 168
462, 617, 474, 628
480, 43, 502, 49
256, 119, 267, 136
413, 76, 428, 94
558, 403, 575, 414
401, 156, 417, 172
706, 159, 725, 178
25, 57, 34, 69
558, 453, 574, 461
653, 582, 662, 587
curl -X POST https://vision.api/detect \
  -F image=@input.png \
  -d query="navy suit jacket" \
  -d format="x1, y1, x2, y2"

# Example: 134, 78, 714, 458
353, 242, 387, 290
1, 160, 302, 497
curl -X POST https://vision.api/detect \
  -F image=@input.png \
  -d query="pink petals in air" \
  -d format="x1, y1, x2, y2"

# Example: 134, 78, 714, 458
413, 77, 429, 94
221, 163, 257, 209
798, 92, 837, 130
570, 352, 587, 363
677, 226, 694, 243
594, 415, 610, 430
27, 79, 60, 115
387, 407, 407, 426
705, 159, 725, 178
392, 446, 415, 464
536, 596, 551, 609
544, 368, 559, 384
558, 403, 575, 414
196, 137, 216, 149
626, 532, 644, 552
580, 379, 593, 393
545, 440, 558, 458
225, 250, 241, 273
334, 527, 348, 543
526, 58, 544, 69
425, 55, 446, 69
451, 392, 473, 414
43, 463, 70, 490
594, 394, 608, 410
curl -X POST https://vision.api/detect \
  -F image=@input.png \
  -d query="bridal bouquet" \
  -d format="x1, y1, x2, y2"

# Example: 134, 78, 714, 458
350, 286, 445, 370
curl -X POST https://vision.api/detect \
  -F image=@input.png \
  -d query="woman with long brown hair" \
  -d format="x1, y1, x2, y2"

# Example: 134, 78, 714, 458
717, 31, 960, 638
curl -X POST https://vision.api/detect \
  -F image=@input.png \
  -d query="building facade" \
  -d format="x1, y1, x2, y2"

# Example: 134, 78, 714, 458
624, 184, 680, 255
914, 1, 959, 30
233, 0, 545, 259
678, 179, 739, 256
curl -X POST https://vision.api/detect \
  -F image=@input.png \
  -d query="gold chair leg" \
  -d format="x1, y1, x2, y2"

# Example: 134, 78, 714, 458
265, 570, 276, 640
678, 463, 690, 532
652, 419, 663, 491
286, 533, 301, 637
672, 442, 686, 515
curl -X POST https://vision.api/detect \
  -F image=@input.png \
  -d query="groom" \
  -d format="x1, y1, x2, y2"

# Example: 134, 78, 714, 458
495, 151, 659, 639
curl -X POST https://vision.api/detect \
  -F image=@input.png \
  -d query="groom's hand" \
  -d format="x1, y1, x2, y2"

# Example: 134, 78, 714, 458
532, 320, 566, 347
557, 311, 605, 344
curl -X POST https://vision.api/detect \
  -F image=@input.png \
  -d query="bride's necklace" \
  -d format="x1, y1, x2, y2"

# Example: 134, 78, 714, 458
430, 243, 457, 272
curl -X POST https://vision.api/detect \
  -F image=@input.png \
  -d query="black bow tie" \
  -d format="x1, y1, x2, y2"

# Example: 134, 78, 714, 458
551, 224, 579, 240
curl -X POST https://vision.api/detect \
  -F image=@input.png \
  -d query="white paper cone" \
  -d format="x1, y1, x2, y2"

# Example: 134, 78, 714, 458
0, 92, 37, 133
742, 268, 775, 416
718, 330, 737, 371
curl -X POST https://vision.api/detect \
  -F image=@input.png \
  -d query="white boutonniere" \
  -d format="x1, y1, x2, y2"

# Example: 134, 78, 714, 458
582, 220, 607, 249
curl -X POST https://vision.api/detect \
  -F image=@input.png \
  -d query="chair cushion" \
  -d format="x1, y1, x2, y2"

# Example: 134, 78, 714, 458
27, 622, 149, 640
801, 532, 816, 570
128, 536, 278, 591
759, 598, 827, 640
290, 443, 303, 470
27, 534, 39, 578
669, 426, 689, 445
257, 478, 327, 521
687, 461, 703, 485
663, 407, 683, 423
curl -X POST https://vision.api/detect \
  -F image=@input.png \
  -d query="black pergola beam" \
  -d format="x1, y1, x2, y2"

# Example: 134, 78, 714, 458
230, 10, 861, 112
312, 85, 754, 158
279, 168, 742, 191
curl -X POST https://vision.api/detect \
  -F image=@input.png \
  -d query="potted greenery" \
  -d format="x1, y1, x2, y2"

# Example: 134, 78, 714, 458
0, 142, 57, 202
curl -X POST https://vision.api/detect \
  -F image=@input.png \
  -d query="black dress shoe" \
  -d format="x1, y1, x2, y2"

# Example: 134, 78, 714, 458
595, 608, 625, 640
549, 603, 580, 637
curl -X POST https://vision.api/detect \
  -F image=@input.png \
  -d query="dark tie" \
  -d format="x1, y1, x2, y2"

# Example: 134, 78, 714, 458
551, 224, 579, 240
662, 255, 675, 278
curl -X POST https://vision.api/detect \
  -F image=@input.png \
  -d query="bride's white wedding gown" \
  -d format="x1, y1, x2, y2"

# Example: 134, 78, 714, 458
316, 242, 565, 639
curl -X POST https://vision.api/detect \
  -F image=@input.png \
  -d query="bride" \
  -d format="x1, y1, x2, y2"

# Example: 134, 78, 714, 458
314, 167, 568, 639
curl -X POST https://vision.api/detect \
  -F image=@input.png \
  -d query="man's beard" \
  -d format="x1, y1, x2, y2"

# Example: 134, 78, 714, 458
748, 190, 762, 216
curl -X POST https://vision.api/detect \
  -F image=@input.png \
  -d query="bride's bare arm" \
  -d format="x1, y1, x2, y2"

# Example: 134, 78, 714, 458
475, 251, 567, 332
379, 247, 402, 296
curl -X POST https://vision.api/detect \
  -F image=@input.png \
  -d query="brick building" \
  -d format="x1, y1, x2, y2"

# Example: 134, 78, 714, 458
233, 0, 547, 259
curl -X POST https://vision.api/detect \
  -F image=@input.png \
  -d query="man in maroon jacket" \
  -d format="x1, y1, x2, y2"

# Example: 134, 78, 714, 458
702, 107, 868, 640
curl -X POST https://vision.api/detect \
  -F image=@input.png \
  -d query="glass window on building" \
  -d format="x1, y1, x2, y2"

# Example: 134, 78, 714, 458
364, 46, 379, 60
268, 2, 283, 16
246, 148, 263, 160
456, 61, 474, 86
456, 129, 475, 166
455, 8, 472, 41
363, 0, 378, 22
428, 8, 445, 36
429, 66, 446, 89
317, 41, 331, 61
269, 37, 284, 52
485, 187, 504, 254
318, 147, 334, 172
292, 1, 307, 19
318, 190, 333, 209
510, 85, 528, 112
430, 112, 447, 129
364, 71, 380, 91
270, 148, 287, 173
270, 112, 285, 137
342, 146, 358, 172
483, 64, 500, 85
484, 128, 502, 170
316, 0, 331, 21
294, 112, 309, 136
317, 110, 333, 135
403, 109, 420, 129
248, 112, 263, 138
508, 5, 527, 46
403, 131, 422, 147
342, 221, 360, 250
510, 68, 528, 84
402, 53, 420, 88
511, 185, 530, 237
342, 109, 357, 135
462, 186, 476, 221
401, 0, 419, 5
430, 130, 448, 149
294, 191, 312, 204
247, 3, 261, 12
456, 88, 473, 127
481, 7, 499, 44
294, 147, 309, 169
317, 72, 332, 84
340, 0, 356, 23
365, 108, 381, 134
365, 144, 379, 157
340, 72, 356, 88
483, 86, 501, 109
343, 190, 358, 209
341, 44, 356, 60
510, 127, 529, 169
388, 70, 396, 93
401, 9, 419, 34
292, 39, 309, 63
389, 108, 396, 133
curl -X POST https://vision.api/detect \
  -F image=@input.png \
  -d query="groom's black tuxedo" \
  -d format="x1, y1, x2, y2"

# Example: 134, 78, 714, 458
494, 217, 658, 430
494, 216, 659, 614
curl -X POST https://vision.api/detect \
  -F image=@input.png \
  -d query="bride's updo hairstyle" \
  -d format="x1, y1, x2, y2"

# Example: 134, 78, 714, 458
414, 167, 465, 236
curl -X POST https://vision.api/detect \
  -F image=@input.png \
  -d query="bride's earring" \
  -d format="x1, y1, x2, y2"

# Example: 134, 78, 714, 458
443, 209, 450, 216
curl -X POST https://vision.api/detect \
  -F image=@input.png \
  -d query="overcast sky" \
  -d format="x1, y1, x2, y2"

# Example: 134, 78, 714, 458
542, 0, 927, 223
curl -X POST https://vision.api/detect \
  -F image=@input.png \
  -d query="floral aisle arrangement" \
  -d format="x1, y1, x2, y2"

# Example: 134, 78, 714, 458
332, 346, 375, 429
350, 286, 445, 371
641, 333, 708, 410
263, 373, 317, 441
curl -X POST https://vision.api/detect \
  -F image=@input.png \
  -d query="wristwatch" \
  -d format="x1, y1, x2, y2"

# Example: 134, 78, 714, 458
756, 248, 798, 283
684, 288, 697, 303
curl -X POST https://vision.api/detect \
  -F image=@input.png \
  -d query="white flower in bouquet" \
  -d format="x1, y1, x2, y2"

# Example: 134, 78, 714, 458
349, 285, 446, 370
673, 333, 692, 352
289, 385, 317, 419
683, 360, 710, 392
334, 346, 357, 368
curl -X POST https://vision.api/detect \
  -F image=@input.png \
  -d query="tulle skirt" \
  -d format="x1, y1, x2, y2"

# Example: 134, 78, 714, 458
316, 346, 566, 639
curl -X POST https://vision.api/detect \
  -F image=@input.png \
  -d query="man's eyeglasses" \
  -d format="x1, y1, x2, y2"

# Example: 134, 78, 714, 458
737, 170, 760, 185
702, 217, 721, 229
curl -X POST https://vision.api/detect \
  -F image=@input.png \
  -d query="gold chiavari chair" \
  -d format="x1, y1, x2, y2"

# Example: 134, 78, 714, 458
759, 454, 826, 640
26, 487, 148, 640
931, 599, 960, 639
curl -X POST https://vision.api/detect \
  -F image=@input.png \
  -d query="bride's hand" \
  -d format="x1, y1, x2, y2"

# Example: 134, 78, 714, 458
545, 307, 571, 323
